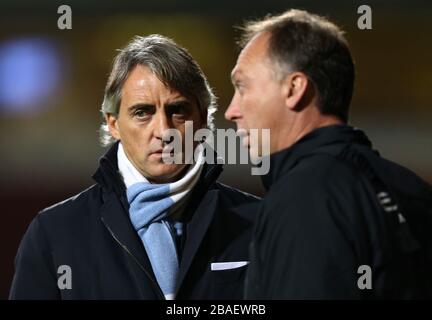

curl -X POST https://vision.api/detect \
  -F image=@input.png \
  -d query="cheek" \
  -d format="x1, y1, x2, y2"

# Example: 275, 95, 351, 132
241, 94, 266, 124
168, 124, 186, 144
123, 127, 144, 146
188, 109, 204, 129
119, 123, 152, 154
246, 92, 282, 129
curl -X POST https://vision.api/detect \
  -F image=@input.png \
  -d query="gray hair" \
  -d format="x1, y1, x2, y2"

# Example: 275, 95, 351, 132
99, 34, 218, 146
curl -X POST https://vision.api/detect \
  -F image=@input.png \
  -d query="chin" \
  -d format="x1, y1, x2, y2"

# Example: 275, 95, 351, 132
148, 163, 187, 183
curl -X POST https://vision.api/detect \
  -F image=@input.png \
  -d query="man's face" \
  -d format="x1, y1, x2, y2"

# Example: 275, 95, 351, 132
225, 32, 286, 156
107, 65, 203, 183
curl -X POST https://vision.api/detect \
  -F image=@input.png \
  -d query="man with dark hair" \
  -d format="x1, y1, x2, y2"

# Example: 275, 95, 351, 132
10, 35, 259, 299
225, 9, 432, 299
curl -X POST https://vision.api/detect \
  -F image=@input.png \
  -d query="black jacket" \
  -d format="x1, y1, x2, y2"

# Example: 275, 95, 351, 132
10, 143, 259, 299
246, 124, 432, 299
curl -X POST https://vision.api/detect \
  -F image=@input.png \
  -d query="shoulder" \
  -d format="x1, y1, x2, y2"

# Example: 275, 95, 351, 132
212, 182, 261, 222
37, 184, 102, 227
256, 154, 371, 260
262, 153, 371, 227
213, 181, 261, 203
272, 153, 361, 198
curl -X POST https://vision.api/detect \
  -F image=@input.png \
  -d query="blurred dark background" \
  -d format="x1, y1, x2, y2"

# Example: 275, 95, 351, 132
1, 0, 431, 299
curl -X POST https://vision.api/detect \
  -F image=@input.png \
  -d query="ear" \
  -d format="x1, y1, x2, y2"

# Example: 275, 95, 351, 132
105, 113, 121, 140
281, 72, 309, 111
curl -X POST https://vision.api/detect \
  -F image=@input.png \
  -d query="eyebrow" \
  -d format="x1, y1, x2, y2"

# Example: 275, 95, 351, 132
165, 99, 191, 107
231, 69, 246, 84
128, 103, 155, 112
127, 100, 191, 113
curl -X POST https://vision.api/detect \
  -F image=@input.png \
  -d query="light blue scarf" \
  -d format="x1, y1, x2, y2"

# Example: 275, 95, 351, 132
118, 143, 204, 300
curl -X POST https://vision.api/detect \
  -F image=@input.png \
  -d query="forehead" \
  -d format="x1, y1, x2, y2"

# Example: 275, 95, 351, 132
119, 64, 199, 112
232, 32, 272, 78
122, 65, 179, 96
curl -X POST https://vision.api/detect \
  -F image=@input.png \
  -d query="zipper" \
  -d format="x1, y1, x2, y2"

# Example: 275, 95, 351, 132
101, 217, 165, 300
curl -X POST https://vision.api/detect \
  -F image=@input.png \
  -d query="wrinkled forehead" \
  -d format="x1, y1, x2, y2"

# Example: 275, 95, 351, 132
123, 65, 186, 97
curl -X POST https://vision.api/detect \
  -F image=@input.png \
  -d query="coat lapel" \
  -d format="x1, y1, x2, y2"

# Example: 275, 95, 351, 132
176, 189, 219, 291
99, 190, 165, 299
93, 143, 164, 298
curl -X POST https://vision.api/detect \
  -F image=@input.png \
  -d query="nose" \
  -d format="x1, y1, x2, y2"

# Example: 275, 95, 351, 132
153, 112, 171, 141
224, 93, 242, 122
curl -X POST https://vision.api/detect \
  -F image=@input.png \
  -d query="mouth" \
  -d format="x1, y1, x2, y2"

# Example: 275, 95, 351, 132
236, 128, 249, 147
149, 148, 163, 155
148, 149, 163, 159
149, 147, 177, 162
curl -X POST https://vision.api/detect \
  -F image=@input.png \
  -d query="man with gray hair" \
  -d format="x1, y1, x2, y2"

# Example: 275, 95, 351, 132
10, 35, 259, 299
226, 9, 432, 299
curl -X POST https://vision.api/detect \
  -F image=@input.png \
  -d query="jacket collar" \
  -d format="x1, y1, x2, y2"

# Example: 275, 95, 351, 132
92, 141, 127, 204
261, 124, 372, 191
92, 141, 223, 216
92, 142, 223, 194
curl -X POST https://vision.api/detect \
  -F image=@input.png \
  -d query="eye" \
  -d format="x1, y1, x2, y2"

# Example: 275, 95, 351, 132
173, 105, 186, 116
168, 102, 189, 120
234, 81, 245, 94
134, 109, 147, 117
133, 108, 152, 120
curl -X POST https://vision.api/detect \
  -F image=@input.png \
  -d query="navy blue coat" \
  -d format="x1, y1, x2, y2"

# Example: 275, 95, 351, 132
10, 143, 259, 299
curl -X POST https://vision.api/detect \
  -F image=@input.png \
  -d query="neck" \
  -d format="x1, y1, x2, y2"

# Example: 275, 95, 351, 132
273, 109, 344, 153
